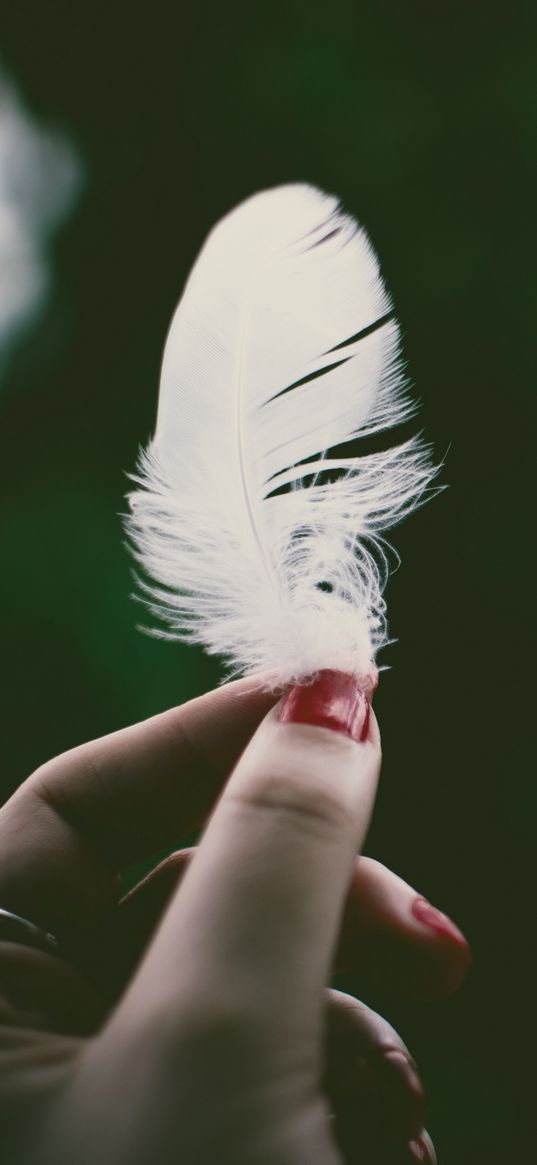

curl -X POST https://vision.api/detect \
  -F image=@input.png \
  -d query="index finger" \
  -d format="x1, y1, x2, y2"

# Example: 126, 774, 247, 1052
0, 677, 278, 930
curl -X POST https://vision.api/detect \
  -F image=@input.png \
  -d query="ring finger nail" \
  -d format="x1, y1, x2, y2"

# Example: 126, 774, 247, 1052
408, 1129, 437, 1163
377, 1050, 425, 1140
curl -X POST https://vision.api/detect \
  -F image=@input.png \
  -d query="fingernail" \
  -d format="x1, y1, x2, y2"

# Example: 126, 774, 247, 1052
377, 1051, 425, 1141
408, 1130, 437, 1163
411, 897, 468, 946
278, 669, 370, 742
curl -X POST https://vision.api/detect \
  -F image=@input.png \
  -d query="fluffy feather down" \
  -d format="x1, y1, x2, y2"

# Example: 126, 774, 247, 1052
127, 184, 438, 686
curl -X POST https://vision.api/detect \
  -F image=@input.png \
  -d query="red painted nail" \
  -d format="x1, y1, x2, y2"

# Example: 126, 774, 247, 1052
408, 1130, 437, 1163
278, 669, 370, 742
377, 1050, 425, 1141
411, 897, 468, 946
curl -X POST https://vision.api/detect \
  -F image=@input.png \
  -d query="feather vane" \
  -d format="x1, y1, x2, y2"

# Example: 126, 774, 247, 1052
127, 184, 438, 686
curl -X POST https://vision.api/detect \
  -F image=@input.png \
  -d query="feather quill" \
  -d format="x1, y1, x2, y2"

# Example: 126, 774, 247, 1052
127, 184, 438, 687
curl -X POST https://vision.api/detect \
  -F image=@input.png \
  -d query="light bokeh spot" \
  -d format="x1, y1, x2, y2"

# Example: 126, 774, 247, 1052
0, 64, 83, 379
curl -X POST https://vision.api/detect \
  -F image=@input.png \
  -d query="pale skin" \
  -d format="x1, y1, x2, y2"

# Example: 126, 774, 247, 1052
0, 677, 471, 1163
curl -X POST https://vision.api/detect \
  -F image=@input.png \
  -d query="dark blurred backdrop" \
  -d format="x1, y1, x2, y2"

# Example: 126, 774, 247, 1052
0, 3, 534, 1162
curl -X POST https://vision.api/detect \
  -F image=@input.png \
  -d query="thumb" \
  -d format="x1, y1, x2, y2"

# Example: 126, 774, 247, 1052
112, 671, 381, 1042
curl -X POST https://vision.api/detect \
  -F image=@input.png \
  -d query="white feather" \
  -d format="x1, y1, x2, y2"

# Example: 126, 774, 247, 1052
127, 184, 438, 687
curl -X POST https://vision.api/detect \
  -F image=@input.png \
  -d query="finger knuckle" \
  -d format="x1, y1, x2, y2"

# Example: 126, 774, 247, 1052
228, 768, 351, 838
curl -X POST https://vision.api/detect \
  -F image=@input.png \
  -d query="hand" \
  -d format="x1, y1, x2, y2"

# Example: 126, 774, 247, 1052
0, 674, 470, 1164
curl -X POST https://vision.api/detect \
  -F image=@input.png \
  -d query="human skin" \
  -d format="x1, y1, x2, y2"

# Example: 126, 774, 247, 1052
0, 674, 471, 1163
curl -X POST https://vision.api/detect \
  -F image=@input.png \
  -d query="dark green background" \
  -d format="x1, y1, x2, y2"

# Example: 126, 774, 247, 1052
0, 3, 534, 1161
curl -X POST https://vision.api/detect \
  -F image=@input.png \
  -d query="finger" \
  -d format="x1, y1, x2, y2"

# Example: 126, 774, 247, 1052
72, 848, 469, 1005
335, 1122, 436, 1165
336, 857, 472, 997
325, 989, 425, 1144
0, 944, 104, 1036
325, 993, 436, 1165
117, 855, 471, 1002
0, 677, 278, 929
407, 1131, 437, 1164
113, 672, 381, 1045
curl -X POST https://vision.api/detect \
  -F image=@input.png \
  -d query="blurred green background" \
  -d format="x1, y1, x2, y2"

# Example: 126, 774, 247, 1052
0, 2, 534, 1161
